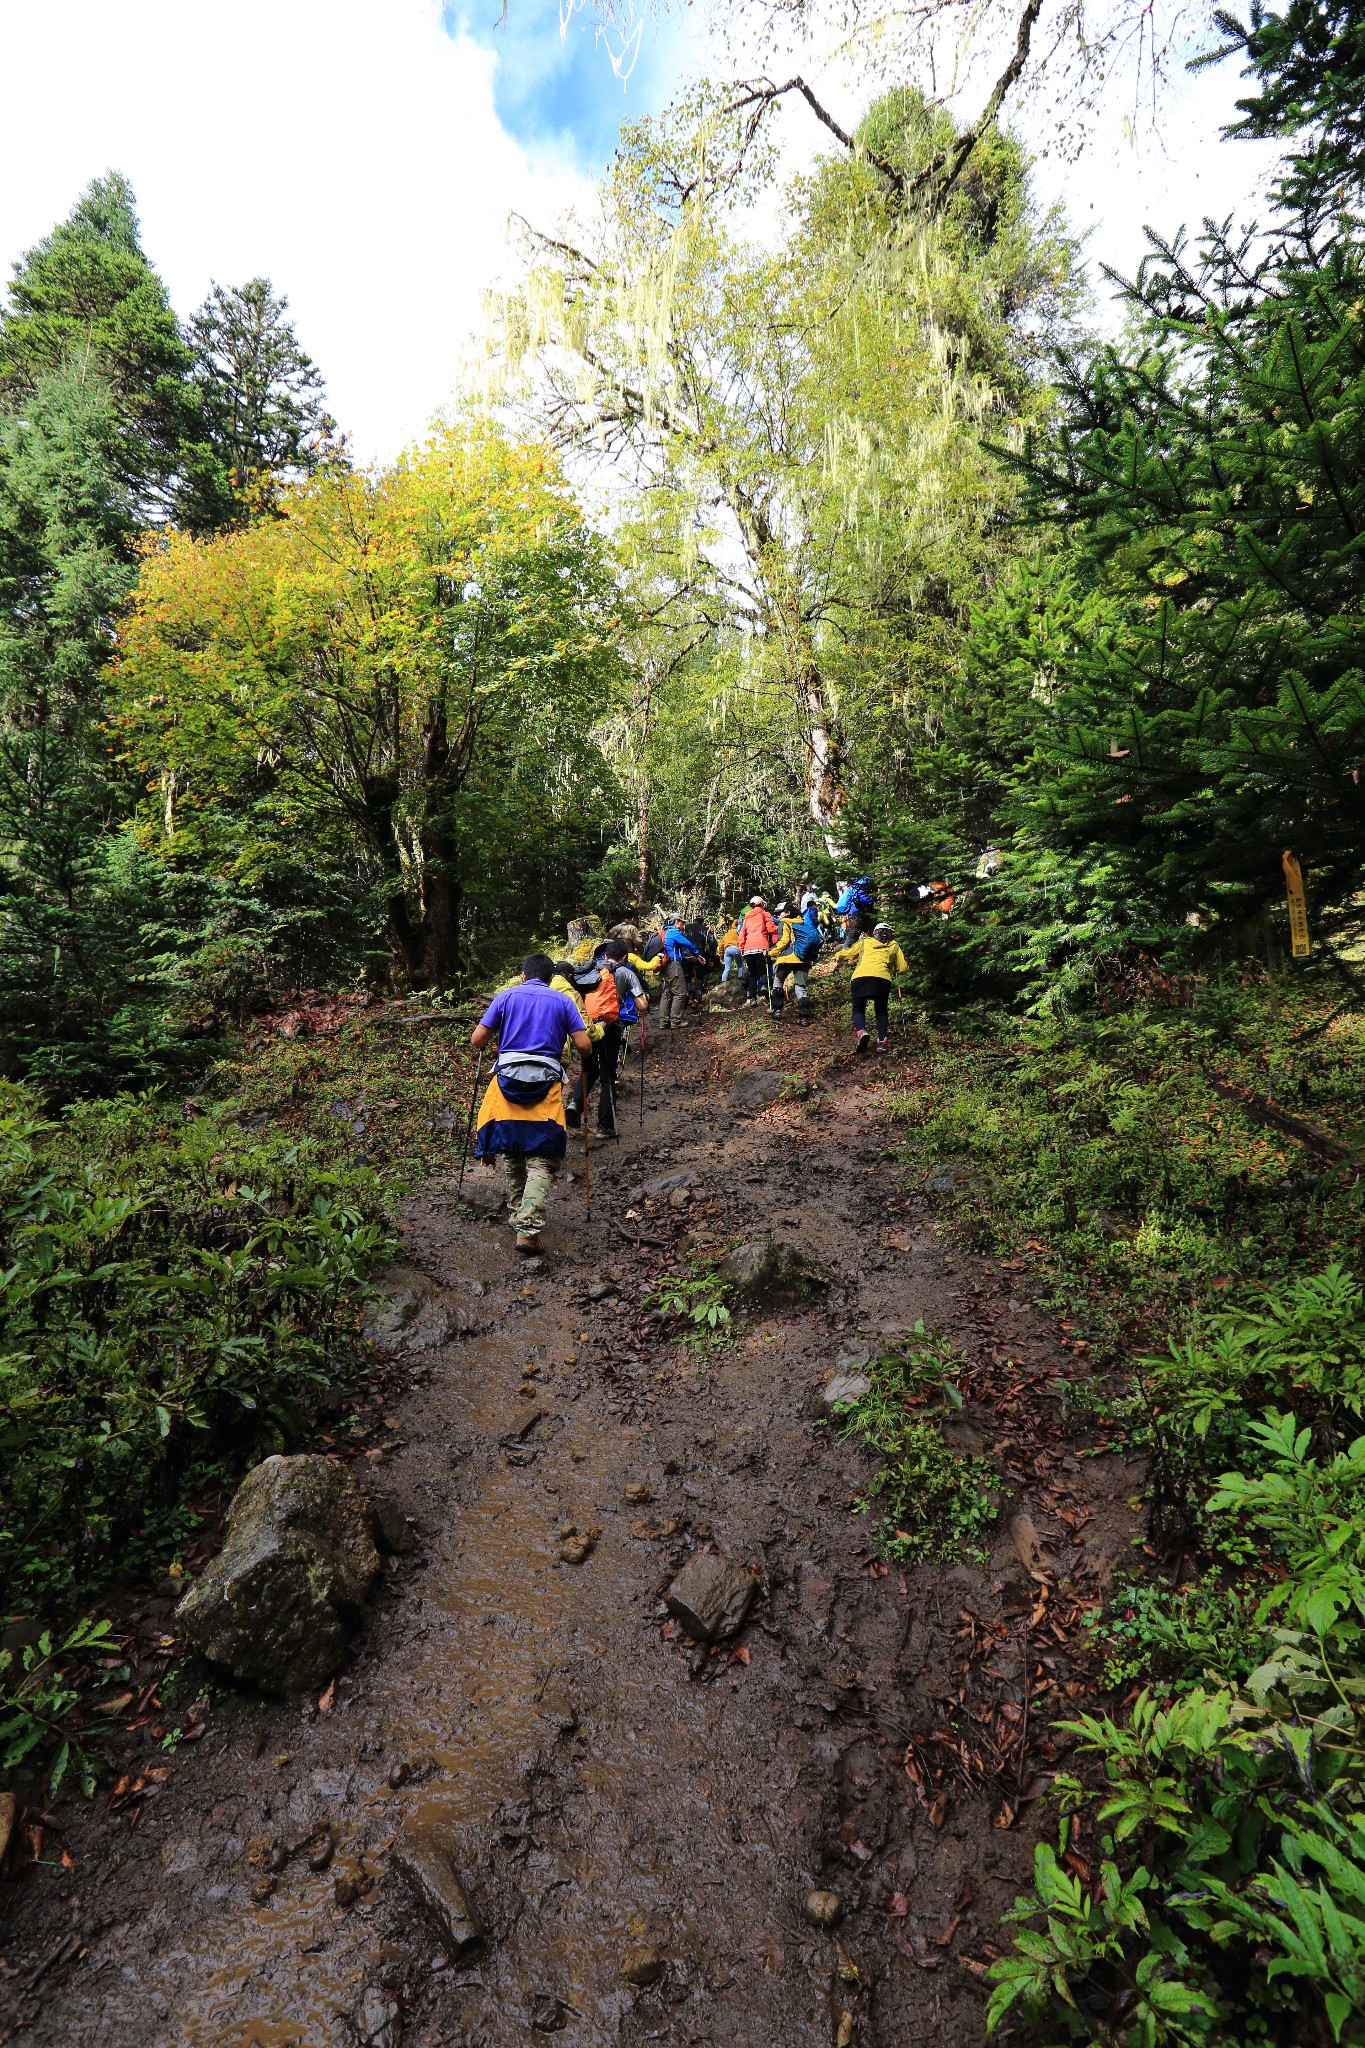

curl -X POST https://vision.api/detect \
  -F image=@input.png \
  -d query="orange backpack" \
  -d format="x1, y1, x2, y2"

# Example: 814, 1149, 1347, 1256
584, 966, 620, 1024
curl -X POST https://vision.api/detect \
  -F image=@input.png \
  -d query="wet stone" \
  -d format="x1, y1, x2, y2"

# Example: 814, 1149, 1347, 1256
370, 1494, 417, 1556
360, 1985, 402, 2047
390, 1823, 484, 1961
803, 1888, 844, 1929
620, 1942, 665, 1986
559, 1528, 598, 1565
726, 1070, 790, 1113
818, 1371, 871, 1418
719, 1238, 825, 1308
623, 1480, 653, 1505
532, 1993, 570, 2032
664, 1553, 757, 1643
175, 1454, 380, 1695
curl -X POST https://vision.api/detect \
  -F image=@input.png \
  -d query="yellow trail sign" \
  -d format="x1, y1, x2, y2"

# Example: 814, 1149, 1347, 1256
1282, 850, 1310, 959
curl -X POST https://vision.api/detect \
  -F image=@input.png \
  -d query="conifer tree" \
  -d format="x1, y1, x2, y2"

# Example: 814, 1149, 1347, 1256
179, 278, 336, 530
0, 172, 193, 509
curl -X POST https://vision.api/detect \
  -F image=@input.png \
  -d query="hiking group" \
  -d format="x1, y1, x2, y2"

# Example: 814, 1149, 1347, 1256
463, 884, 911, 1252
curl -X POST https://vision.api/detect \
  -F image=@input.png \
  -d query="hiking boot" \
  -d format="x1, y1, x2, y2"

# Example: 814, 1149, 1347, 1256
515, 1235, 538, 1254
854, 1030, 870, 1056
877, 1037, 890, 1053
564, 1098, 581, 1127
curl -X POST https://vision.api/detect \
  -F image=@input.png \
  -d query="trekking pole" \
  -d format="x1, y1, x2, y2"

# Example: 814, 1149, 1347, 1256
458, 1050, 485, 1192
582, 1114, 591, 1217
638, 1017, 647, 1131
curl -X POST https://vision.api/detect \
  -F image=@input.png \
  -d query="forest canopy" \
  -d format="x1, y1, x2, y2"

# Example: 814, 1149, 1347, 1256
0, 0, 1360, 1082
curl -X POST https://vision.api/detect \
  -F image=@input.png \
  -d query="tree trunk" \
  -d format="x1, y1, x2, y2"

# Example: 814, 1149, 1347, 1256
420, 705, 458, 991
360, 769, 419, 987
637, 777, 652, 906
796, 653, 846, 857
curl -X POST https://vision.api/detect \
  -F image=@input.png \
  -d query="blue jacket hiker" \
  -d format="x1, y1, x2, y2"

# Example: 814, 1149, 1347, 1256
659, 919, 699, 1030
470, 954, 591, 1254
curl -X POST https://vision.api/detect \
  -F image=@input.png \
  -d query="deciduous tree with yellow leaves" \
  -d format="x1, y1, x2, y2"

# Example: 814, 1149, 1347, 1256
117, 422, 624, 995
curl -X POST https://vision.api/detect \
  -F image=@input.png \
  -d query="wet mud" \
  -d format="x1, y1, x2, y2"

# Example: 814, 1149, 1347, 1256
0, 1009, 1142, 2046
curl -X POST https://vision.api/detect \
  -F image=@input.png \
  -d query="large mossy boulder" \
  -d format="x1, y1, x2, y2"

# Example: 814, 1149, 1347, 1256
176, 1454, 380, 1694
719, 1237, 825, 1308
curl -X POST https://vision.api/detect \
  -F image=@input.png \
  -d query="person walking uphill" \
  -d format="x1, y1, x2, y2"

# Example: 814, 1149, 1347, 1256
567, 939, 648, 1134
738, 896, 779, 1006
826, 921, 909, 1055
770, 899, 822, 1025
659, 916, 700, 1030
471, 954, 591, 1252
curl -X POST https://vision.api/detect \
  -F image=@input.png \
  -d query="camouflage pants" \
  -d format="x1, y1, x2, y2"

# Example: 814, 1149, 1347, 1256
503, 1153, 560, 1238
661, 958, 689, 1026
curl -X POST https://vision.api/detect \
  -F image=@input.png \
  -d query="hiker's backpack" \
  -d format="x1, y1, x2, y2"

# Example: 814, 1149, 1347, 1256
793, 919, 823, 965
641, 929, 665, 963
836, 876, 873, 917
581, 965, 620, 1024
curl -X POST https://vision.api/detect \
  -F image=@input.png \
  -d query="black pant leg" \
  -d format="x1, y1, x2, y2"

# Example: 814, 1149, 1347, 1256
573, 1044, 600, 1112
596, 1025, 622, 1131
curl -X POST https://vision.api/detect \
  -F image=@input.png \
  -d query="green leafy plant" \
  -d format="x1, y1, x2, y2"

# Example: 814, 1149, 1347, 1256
0, 1080, 395, 1611
652, 1264, 733, 1352
837, 1326, 997, 1561
1, 1616, 115, 1797
990, 1413, 1365, 2043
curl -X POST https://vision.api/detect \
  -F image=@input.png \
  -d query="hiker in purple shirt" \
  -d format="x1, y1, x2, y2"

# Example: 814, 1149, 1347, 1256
471, 954, 590, 1251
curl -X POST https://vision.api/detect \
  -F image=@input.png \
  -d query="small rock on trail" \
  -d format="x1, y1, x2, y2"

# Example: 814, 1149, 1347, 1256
720, 1236, 825, 1306
370, 1492, 417, 1555
726, 1069, 793, 1112
619, 1942, 665, 1986
390, 1823, 484, 1961
359, 1985, 402, 2047
664, 1553, 757, 1642
175, 1453, 380, 1693
817, 1369, 872, 1416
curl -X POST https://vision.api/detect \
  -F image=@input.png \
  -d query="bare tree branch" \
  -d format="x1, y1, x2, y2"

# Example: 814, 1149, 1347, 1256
725, 0, 1045, 213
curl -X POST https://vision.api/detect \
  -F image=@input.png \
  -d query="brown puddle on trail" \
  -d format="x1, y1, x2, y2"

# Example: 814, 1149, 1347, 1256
181, 1273, 796, 2048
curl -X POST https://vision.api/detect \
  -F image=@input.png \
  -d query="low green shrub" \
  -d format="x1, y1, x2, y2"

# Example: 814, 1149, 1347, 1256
0, 1081, 394, 1614
1, 1617, 115, 1798
837, 1325, 998, 1561
991, 1409, 1365, 2044
895, 981, 1365, 1360
651, 1262, 734, 1353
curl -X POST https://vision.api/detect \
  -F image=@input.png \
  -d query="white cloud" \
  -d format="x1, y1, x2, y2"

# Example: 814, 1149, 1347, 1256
0, 0, 610, 463
0, 0, 1290, 467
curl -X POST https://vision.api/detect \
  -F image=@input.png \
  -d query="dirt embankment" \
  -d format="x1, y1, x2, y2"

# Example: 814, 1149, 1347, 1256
0, 1008, 1141, 2047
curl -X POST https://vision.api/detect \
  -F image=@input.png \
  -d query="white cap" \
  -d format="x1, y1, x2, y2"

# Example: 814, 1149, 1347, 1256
749, 894, 765, 906
873, 921, 893, 935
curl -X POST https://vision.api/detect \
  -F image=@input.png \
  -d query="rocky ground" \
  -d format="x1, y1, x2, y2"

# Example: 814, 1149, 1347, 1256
0, 1002, 1142, 2047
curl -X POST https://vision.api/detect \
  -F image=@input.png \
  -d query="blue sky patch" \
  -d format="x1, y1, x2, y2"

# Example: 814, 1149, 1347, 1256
448, 0, 685, 172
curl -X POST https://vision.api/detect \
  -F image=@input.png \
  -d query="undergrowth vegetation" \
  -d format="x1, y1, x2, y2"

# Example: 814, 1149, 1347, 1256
897, 974, 1365, 2042
0, 1080, 394, 1617
837, 1323, 1000, 1562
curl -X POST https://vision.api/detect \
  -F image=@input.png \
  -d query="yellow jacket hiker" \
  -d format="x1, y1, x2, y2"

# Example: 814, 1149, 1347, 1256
827, 921, 908, 1056
831, 931, 910, 982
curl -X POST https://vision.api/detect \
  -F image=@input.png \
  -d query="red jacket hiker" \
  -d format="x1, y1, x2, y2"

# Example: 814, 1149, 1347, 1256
739, 906, 779, 952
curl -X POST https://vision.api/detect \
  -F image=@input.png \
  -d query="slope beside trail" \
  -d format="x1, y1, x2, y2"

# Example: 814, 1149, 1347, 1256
1, 1005, 1141, 2048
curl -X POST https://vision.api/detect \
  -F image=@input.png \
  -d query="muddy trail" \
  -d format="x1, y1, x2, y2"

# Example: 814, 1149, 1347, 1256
1, 1006, 1142, 2048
